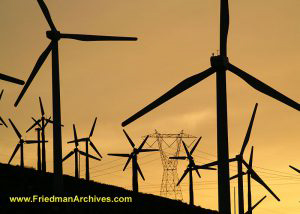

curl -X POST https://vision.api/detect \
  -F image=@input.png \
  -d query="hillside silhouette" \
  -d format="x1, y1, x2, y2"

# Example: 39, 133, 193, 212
0, 163, 218, 214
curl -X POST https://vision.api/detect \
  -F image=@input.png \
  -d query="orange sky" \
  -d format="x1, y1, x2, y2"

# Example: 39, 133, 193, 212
1, 0, 299, 213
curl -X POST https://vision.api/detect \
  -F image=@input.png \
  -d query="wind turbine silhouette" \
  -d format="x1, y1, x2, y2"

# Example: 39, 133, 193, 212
242, 147, 280, 214
108, 130, 158, 193
0, 73, 24, 85
14, 0, 137, 192
67, 117, 102, 181
63, 125, 100, 178
169, 138, 216, 206
289, 165, 300, 174
8, 119, 40, 168
26, 97, 56, 172
121, 1, 299, 212
196, 103, 280, 213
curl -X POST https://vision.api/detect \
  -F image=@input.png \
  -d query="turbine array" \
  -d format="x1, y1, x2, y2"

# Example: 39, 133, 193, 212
13, 0, 137, 193
0, 1, 298, 212
121, 0, 299, 212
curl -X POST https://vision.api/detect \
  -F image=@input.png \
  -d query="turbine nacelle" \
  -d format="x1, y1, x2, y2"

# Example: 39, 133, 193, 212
46, 30, 61, 41
210, 55, 229, 70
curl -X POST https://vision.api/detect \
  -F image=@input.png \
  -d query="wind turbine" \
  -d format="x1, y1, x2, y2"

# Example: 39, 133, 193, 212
121, 1, 299, 212
8, 119, 40, 168
63, 124, 100, 178
108, 130, 158, 193
242, 147, 280, 214
67, 117, 102, 181
26, 97, 56, 172
0, 73, 24, 85
289, 165, 300, 174
169, 138, 216, 206
14, 0, 137, 192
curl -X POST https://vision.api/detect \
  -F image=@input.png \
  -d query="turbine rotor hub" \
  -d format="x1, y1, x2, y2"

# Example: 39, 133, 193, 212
210, 55, 229, 70
46, 30, 61, 41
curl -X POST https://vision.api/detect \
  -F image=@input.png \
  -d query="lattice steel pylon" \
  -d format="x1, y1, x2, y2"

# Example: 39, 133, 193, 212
144, 130, 197, 200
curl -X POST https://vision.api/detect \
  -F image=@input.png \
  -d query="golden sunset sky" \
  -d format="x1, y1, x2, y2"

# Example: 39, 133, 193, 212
1, 0, 299, 213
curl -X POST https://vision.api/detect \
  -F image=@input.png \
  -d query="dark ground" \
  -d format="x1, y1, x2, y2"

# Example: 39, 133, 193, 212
0, 163, 218, 214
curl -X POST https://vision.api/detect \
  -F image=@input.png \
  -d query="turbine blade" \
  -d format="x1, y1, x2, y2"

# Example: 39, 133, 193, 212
249, 146, 254, 168
220, 0, 229, 56
177, 169, 189, 186
137, 135, 149, 153
0, 89, 3, 100
228, 63, 300, 111
107, 153, 130, 157
8, 119, 22, 139
39, 97, 45, 116
73, 124, 78, 146
14, 42, 52, 107
0, 116, 8, 128
37, 0, 57, 31
8, 144, 20, 164
136, 162, 145, 181
60, 33, 137, 41
0, 73, 24, 85
123, 156, 132, 171
89, 117, 97, 137
44, 116, 52, 127
195, 169, 201, 178
89, 140, 102, 158
62, 151, 75, 162
78, 150, 101, 161
26, 118, 41, 133
123, 129, 135, 148
122, 67, 215, 126
67, 138, 87, 144
289, 165, 300, 174
190, 137, 202, 155
251, 170, 280, 201
25, 140, 44, 144
140, 149, 159, 153
245, 196, 267, 214
169, 156, 187, 160
230, 172, 246, 180
182, 141, 191, 158
240, 103, 258, 156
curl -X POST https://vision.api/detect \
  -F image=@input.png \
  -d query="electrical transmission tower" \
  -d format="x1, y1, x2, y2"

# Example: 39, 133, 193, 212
145, 130, 197, 200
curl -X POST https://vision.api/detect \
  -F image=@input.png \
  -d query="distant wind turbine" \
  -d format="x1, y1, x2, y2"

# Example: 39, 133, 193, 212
63, 125, 100, 178
108, 130, 158, 193
67, 117, 102, 181
169, 138, 216, 206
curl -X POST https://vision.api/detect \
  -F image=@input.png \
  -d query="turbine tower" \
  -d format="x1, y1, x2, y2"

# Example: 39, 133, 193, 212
108, 130, 158, 193
14, 0, 137, 193
121, 1, 299, 213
